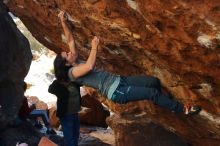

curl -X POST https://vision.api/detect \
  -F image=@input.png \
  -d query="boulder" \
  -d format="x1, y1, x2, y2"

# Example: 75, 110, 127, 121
0, 1, 32, 130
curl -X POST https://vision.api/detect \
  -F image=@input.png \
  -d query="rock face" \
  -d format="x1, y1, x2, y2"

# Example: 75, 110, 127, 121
80, 93, 110, 127
0, 2, 32, 130
3, 0, 220, 145
107, 114, 188, 146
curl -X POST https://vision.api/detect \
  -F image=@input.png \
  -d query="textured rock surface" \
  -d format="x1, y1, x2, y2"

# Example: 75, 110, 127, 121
89, 87, 220, 146
0, 1, 32, 130
107, 114, 188, 146
3, 0, 220, 145
80, 93, 110, 127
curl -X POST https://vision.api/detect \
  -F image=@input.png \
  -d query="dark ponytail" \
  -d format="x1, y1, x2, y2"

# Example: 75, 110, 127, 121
54, 54, 71, 82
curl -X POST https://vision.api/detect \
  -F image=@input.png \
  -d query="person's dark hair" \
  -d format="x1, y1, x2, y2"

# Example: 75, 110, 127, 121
54, 54, 71, 82
23, 82, 27, 91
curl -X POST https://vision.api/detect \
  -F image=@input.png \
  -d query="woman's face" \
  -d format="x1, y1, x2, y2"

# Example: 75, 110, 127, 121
61, 51, 76, 66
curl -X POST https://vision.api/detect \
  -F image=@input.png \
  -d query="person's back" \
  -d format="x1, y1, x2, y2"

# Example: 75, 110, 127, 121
66, 82, 81, 114
48, 80, 81, 146
48, 80, 81, 117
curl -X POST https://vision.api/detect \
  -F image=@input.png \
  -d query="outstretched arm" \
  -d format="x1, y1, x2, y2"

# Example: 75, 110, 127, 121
58, 11, 77, 57
71, 36, 99, 78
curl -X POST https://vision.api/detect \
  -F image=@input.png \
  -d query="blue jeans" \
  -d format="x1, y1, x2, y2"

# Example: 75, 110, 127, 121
111, 76, 184, 113
60, 114, 80, 146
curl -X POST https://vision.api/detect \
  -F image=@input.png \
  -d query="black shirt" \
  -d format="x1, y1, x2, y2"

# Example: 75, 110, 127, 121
48, 80, 81, 117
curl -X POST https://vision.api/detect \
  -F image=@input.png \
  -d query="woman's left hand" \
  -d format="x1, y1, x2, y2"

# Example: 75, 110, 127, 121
91, 36, 100, 49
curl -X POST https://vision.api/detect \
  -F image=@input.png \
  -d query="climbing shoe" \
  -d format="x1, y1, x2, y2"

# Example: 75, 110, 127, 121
184, 105, 201, 115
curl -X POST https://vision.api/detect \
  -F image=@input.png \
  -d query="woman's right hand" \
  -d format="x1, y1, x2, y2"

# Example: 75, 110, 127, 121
91, 36, 100, 49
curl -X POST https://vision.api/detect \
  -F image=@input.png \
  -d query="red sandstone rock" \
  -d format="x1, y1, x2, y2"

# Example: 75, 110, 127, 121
80, 93, 110, 127
48, 107, 60, 128
28, 96, 48, 110
38, 137, 57, 146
